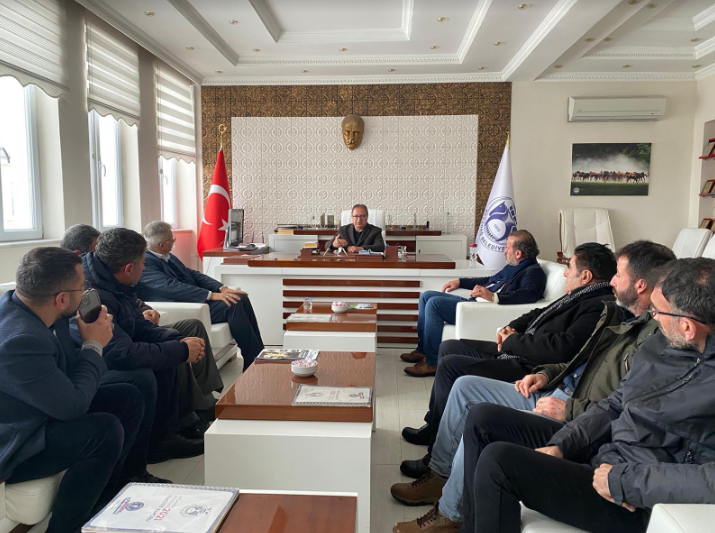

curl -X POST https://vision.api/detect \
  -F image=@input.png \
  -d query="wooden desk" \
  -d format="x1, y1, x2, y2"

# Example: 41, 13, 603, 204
216, 351, 375, 423
224, 252, 455, 269
286, 305, 377, 333
219, 492, 357, 533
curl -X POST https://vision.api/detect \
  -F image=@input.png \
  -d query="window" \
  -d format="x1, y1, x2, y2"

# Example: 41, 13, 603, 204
89, 111, 123, 230
159, 156, 178, 228
0, 77, 41, 241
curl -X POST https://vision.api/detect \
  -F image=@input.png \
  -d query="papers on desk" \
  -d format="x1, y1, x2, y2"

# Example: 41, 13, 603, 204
255, 349, 319, 362
347, 303, 374, 310
83, 483, 238, 533
286, 313, 334, 322
293, 385, 372, 407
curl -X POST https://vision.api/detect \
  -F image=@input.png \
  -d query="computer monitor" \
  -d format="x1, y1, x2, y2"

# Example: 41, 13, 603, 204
224, 208, 244, 249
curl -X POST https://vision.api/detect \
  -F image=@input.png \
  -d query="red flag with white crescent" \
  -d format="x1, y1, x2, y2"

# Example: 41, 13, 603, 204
197, 149, 230, 259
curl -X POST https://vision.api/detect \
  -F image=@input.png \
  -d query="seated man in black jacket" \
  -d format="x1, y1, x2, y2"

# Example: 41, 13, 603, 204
0, 248, 144, 533
326, 204, 385, 253
137, 221, 264, 368
468, 258, 715, 533
401, 243, 616, 477
82, 228, 206, 463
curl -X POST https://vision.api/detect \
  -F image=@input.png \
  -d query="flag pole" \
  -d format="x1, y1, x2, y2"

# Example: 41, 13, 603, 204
506, 133, 510, 149
218, 123, 227, 151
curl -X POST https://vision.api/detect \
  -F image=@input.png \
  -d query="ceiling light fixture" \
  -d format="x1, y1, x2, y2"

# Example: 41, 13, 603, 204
388, 68, 397, 72
339, 47, 348, 52
517, 4, 532, 9
437, 17, 448, 22
628, 0, 640, 4
603, 37, 613, 42
144, 11, 154, 16
229, 20, 239, 25
494, 41, 505, 46
584, 37, 595, 42
185, 46, 194, 50
430, 45, 439, 50
646, 3, 658, 7
301, 69, 308, 73
554, 64, 563, 68
215, 70, 223, 74
252, 48, 261, 52
693, 64, 702, 69
477, 66, 487, 70
622, 64, 632, 68
691, 37, 701, 42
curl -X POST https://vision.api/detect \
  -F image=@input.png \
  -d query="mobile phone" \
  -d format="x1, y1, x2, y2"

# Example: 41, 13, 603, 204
78, 288, 102, 323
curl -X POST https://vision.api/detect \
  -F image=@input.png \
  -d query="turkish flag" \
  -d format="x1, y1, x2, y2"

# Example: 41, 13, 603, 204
197, 149, 230, 259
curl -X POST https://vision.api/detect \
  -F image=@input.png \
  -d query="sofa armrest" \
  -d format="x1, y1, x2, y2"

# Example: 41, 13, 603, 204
646, 504, 715, 533
148, 302, 212, 334
455, 300, 554, 342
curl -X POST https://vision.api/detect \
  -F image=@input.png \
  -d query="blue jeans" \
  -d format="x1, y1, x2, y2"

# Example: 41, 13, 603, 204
429, 376, 567, 522
417, 291, 467, 367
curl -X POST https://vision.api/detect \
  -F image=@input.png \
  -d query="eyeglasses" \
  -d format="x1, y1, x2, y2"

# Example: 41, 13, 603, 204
163, 237, 177, 244
352, 215, 368, 219
54, 280, 91, 296
647, 307, 708, 325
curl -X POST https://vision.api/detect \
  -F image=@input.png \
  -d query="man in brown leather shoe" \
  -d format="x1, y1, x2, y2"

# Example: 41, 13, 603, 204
402, 231, 546, 378
393, 504, 461, 532
391, 469, 446, 506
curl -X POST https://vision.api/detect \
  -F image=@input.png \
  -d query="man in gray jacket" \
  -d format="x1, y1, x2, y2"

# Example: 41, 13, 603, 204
467, 257, 715, 533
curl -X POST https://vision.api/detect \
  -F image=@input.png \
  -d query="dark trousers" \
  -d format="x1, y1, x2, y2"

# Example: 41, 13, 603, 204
461, 404, 565, 531
101, 369, 156, 477
209, 295, 264, 367
6, 384, 144, 533
470, 442, 650, 533
425, 339, 530, 453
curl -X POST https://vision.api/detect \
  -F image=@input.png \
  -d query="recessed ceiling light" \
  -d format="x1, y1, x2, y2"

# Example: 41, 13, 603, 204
693, 64, 702, 69
646, 2, 658, 7
388, 68, 397, 72
603, 37, 613, 42
584, 37, 595, 42
554, 64, 563, 68
430, 45, 439, 50
691, 37, 701, 42
628, 0, 640, 4
622, 64, 632, 68
301, 69, 308, 73
252, 48, 261, 52
339, 47, 348, 52
477, 66, 487, 70
215, 70, 223, 74
229, 20, 239, 25
494, 41, 505, 46
185, 46, 194, 50
144, 11, 155, 17
437, 17, 448, 22
517, 3, 532, 9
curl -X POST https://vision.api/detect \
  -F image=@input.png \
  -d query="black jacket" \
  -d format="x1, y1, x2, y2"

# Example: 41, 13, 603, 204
549, 332, 715, 510
80, 252, 188, 371
326, 223, 385, 252
501, 284, 614, 369
137, 252, 223, 304
458, 260, 546, 305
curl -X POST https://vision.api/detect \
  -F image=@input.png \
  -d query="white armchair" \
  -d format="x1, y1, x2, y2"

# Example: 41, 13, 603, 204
450, 260, 567, 342
557, 208, 614, 264
672, 228, 711, 258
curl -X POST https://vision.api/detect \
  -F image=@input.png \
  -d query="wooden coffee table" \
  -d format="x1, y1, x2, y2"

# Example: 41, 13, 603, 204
283, 303, 378, 352
218, 490, 357, 533
206, 352, 375, 533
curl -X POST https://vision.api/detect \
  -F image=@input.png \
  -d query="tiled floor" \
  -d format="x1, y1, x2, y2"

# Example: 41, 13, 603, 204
149, 349, 432, 532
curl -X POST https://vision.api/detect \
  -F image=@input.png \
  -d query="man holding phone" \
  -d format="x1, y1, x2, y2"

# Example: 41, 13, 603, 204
0, 247, 148, 533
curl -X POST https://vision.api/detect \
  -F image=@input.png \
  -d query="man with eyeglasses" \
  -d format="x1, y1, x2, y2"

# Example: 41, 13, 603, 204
326, 204, 385, 253
0, 247, 149, 533
466, 257, 715, 533
137, 221, 264, 368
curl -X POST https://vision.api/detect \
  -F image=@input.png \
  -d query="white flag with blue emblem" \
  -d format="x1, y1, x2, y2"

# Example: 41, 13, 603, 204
476, 140, 517, 270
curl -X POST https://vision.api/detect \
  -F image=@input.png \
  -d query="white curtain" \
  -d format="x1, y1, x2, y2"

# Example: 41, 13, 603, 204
156, 60, 196, 163
0, 0, 69, 97
85, 12, 140, 126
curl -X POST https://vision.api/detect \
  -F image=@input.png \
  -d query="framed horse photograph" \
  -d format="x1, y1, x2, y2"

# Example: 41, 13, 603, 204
570, 142, 651, 196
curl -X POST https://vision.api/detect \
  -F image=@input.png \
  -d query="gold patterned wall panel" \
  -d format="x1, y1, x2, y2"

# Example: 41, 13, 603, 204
201, 83, 511, 233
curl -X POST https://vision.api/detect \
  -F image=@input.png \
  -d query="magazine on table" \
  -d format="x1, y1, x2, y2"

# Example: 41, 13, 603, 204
286, 313, 334, 322
347, 303, 374, 310
255, 349, 319, 363
82, 483, 238, 533
293, 385, 372, 407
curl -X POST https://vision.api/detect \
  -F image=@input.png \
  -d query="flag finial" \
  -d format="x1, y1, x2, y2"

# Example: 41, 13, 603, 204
218, 123, 227, 150
506, 133, 510, 149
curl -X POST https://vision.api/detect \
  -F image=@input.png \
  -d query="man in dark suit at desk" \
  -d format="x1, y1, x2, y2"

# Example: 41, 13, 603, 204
326, 204, 385, 253
137, 221, 264, 368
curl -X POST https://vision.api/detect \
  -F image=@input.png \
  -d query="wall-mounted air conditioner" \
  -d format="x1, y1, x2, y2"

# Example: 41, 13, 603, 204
567, 97, 666, 122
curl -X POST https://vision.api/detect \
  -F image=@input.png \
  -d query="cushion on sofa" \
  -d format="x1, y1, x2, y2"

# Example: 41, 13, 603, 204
521, 505, 587, 533
209, 323, 233, 350
5, 471, 65, 525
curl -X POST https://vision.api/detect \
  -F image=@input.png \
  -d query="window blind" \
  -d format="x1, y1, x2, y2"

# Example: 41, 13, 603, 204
0, 0, 68, 96
156, 60, 196, 162
85, 13, 140, 126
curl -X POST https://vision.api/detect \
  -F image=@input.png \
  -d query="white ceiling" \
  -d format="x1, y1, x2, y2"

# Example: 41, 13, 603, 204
75, 0, 715, 84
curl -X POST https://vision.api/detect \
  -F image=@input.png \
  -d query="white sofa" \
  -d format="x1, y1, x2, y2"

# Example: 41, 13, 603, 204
441, 260, 567, 343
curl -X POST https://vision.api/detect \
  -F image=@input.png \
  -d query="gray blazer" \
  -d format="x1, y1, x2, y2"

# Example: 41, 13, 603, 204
326, 223, 385, 252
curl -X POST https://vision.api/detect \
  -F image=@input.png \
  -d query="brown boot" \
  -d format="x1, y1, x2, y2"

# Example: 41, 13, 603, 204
393, 504, 461, 532
390, 469, 446, 506
404, 360, 437, 377
401, 350, 426, 363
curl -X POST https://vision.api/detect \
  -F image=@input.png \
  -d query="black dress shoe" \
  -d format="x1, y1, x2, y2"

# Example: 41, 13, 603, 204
402, 423, 431, 446
179, 418, 210, 440
124, 471, 173, 484
400, 453, 431, 479
148, 434, 204, 464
